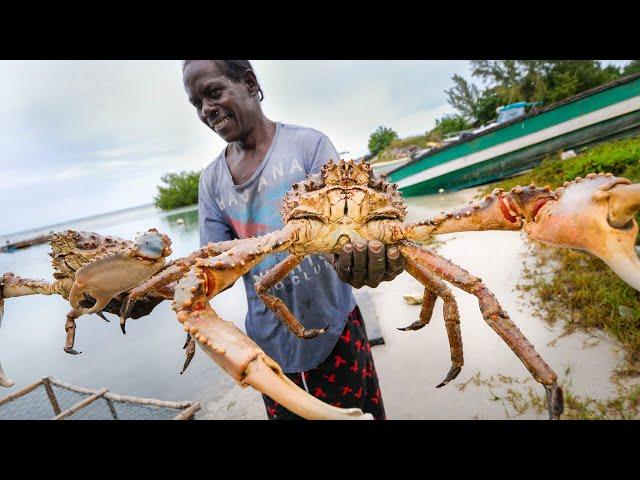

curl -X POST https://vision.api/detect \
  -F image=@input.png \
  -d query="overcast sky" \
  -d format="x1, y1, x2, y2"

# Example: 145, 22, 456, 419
0, 60, 629, 235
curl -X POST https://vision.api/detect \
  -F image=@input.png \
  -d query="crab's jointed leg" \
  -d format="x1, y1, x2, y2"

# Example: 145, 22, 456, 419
64, 309, 83, 355
118, 239, 242, 332
399, 241, 564, 419
1, 273, 72, 299
402, 258, 463, 388
180, 332, 196, 374
255, 254, 329, 339
0, 362, 13, 388
171, 226, 373, 420
404, 173, 640, 292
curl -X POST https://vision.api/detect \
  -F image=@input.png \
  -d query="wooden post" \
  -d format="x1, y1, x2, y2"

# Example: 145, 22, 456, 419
173, 402, 201, 420
53, 388, 108, 420
105, 398, 119, 420
42, 377, 61, 415
0, 378, 44, 407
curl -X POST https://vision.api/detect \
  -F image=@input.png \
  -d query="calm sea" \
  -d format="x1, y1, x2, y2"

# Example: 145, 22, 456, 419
0, 204, 248, 403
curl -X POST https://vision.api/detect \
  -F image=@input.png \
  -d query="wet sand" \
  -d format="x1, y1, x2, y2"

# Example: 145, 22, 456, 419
198, 186, 630, 420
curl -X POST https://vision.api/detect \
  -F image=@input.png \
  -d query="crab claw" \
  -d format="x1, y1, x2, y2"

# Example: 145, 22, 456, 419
69, 229, 172, 315
179, 307, 372, 420
524, 175, 640, 291
0, 362, 14, 388
0, 289, 14, 387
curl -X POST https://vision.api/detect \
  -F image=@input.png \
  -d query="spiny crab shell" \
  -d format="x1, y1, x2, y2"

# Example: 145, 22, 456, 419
281, 159, 408, 252
49, 230, 132, 282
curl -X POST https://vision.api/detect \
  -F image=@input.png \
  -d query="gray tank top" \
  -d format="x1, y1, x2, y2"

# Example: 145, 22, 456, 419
198, 122, 356, 372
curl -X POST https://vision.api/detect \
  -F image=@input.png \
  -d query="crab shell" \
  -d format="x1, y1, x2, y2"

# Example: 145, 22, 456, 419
67, 229, 173, 314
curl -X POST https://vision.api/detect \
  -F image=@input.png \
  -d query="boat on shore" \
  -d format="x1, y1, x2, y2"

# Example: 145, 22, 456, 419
386, 72, 640, 196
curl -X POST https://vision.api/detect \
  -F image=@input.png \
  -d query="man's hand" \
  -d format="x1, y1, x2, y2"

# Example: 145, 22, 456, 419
332, 240, 405, 289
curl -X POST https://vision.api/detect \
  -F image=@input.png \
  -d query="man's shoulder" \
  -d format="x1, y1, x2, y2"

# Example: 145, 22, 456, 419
279, 123, 329, 145
201, 149, 226, 181
199, 149, 227, 197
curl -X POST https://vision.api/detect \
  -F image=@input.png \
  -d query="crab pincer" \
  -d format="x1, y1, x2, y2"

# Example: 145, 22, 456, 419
172, 255, 373, 420
0, 282, 14, 387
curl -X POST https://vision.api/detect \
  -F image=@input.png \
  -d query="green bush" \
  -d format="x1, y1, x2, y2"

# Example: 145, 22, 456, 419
368, 126, 398, 156
434, 114, 472, 135
154, 170, 201, 210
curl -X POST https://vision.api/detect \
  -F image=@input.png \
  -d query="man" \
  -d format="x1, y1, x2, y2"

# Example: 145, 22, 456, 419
182, 60, 404, 420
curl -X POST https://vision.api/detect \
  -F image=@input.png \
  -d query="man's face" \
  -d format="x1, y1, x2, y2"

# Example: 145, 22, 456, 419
183, 60, 258, 143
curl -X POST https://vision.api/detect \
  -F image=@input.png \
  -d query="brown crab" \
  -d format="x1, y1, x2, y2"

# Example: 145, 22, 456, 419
0, 232, 374, 420
127, 159, 640, 420
0, 229, 173, 386
3, 159, 640, 420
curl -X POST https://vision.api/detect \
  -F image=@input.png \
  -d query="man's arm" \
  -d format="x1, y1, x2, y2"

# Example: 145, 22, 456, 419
310, 135, 405, 289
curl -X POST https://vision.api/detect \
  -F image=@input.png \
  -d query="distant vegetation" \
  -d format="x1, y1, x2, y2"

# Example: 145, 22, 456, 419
445, 60, 639, 126
481, 135, 640, 376
370, 60, 640, 163
154, 170, 201, 210
367, 126, 398, 156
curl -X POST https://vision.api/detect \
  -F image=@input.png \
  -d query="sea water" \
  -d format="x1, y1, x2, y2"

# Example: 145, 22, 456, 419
0, 204, 248, 403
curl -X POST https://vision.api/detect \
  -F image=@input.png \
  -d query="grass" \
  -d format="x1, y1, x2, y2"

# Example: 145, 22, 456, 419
372, 132, 443, 163
480, 135, 640, 195
478, 135, 640, 376
458, 370, 640, 420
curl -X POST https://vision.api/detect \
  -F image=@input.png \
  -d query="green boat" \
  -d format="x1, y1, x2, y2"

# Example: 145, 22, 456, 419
385, 72, 640, 196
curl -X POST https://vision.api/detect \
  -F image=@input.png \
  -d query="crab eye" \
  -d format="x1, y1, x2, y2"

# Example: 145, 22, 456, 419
133, 231, 166, 259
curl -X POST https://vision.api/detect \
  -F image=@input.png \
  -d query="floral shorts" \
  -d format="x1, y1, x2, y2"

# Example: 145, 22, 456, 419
262, 305, 386, 420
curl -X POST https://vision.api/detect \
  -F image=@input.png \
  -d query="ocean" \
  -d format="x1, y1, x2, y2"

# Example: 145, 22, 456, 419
0, 204, 248, 404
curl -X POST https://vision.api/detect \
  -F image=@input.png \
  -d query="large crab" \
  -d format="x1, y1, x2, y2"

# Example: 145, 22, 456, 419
2, 159, 640, 420
151, 159, 640, 420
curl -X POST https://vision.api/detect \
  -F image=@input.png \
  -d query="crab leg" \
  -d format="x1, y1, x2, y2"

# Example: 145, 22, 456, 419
399, 241, 564, 419
0, 362, 13, 388
255, 254, 329, 339
171, 228, 373, 420
399, 288, 437, 330
1, 280, 13, 386
182, 308, 372, 420
64, 309, 83, 355
180, 333, 196, 374
402, 258, 463, 388
119, 239, 242, 331
404, 174, 640, 292
1, 273, 72, 299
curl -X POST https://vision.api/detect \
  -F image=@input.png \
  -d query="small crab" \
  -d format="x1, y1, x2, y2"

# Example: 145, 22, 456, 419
0, 229, 173, 362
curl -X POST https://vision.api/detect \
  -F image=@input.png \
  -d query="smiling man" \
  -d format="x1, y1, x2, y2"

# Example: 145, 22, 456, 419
183, 60, 404, 420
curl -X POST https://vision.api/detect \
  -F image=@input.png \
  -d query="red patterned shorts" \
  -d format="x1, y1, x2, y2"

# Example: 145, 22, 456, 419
262, 305, 386, 420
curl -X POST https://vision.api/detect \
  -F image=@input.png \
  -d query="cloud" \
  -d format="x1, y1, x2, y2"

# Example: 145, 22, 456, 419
0, 60, 516, 235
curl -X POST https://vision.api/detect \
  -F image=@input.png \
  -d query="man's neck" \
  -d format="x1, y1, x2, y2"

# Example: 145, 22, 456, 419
234, 115, 276, 153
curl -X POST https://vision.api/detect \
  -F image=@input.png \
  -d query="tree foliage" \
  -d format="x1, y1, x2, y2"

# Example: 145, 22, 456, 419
368, 126, 398, 156
446, 60, 633, 125
154, 170, 201, 210
623, 60, 640, 76
433, 114, 472, 135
